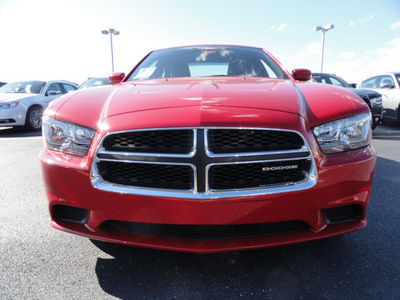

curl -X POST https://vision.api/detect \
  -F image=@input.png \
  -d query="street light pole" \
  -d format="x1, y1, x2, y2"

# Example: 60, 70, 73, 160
101, 28, 120, 73
314, 24, 334, 73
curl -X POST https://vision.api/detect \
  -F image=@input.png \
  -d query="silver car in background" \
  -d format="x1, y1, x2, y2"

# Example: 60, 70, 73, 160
0, 80, 78, 130
78, 77, 110, 90
359, 72, 400, 123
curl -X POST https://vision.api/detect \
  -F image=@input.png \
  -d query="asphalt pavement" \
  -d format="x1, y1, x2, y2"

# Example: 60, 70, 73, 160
1, 122, 399, 299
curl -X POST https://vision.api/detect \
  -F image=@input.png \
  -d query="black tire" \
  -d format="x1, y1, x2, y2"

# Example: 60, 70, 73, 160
25, 106, 43, 131
398, 105, 400, 125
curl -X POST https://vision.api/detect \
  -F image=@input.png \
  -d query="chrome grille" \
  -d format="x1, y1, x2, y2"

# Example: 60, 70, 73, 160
207, 129, 303, 153
208, 159, 311, 190
91, 128, 316, 198
97, 161, 194, 190
102, 129, 194, 154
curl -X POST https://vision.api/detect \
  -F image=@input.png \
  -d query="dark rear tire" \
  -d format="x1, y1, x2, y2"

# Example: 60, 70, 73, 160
25, 106, 43, 131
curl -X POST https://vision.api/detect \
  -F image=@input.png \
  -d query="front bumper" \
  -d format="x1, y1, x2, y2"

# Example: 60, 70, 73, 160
370, 102, 384, 128
0, 106, 26, 127
40, 145, 376, 253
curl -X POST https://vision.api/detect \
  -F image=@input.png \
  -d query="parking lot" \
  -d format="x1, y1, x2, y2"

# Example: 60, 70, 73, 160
1, 122, 400, 299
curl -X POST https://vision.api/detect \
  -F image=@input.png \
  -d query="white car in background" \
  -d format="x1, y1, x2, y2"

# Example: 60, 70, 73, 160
358, 72, 400, 123
0, 80, 78, 130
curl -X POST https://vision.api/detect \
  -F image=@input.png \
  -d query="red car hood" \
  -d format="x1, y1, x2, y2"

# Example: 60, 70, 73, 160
50, 77, 365, 129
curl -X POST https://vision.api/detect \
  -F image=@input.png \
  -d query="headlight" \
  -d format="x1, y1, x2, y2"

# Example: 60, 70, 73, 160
43, 116, 96, 157
312, 113, 372, 154
369, 96, 382, 108
0, 101, 19, 109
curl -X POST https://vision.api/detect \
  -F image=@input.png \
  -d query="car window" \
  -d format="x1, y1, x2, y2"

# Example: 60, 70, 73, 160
328, 76, 346, 87
78, 78, 110, 89
360, 76, 378, 88
312, 74, 349, 87
260, 60, 278, 78
377, 75, 395, 88
47, 83, 64, 94
0, 81, 45, 94
396, 74, 400, 87
312, 75, 324, 84
62, 83, 77, 93
127, 46, 288, 81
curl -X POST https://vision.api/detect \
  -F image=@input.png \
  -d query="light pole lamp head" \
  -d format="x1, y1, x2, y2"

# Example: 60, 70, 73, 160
104, 28, 120, 35
314, 26, 322, 31
323, 24, 334, 31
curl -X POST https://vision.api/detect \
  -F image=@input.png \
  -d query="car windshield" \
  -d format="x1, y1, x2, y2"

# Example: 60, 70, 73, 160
0, 81, 46, 94
312, 74, 351, 88
78, 78, 110, 89
126, 46, 288, 81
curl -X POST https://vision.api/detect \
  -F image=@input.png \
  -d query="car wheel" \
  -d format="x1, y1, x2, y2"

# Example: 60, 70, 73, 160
25, 106, 43, 131
398, 105, 400, 124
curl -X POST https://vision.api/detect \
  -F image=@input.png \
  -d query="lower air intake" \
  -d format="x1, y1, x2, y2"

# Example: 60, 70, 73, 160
101, 220, 310, 240
321, 204, 362, 225
52, 205, 89, 224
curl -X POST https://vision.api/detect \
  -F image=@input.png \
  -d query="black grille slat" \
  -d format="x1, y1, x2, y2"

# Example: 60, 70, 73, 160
98, 161, 193, 190
102, 220, 310, 240
102, 130, 194, 154
208, 129, 303, 154
209, 160, 310, 190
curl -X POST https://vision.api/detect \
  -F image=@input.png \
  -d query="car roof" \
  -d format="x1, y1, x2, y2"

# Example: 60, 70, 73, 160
312, 73, 337, 76
46, 80, 78, 86
365, 72, 400, 77
152, 44, 264, 52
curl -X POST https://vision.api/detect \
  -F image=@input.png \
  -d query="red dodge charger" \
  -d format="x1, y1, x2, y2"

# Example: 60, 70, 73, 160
40, 45, 376, 253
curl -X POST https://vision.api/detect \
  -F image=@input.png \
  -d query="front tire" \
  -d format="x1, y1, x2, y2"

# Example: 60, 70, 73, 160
398, 105, 400, 125
25, 106, 43, 131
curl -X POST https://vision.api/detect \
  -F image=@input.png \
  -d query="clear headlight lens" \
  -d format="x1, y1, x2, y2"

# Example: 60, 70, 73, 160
312, 113, 372, 154
43, 116, 95, 156
369, 96, 382, 108
0, 101, 19, 109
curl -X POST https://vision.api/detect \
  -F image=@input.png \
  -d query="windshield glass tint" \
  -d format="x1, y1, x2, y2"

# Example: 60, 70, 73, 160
126, 46, 288, 81
0, 81, 45, 94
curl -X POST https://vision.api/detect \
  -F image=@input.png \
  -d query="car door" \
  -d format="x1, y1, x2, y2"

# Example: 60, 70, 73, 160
43, 83, 64, 105
375, 75, 400, 120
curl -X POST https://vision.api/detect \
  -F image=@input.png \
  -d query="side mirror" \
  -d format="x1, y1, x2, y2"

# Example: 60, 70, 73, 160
109, 72, 126, 85
292, 69, 311, 81
380, 83, 394, 89
350, 83, 357, 88
46, 90, 58, 96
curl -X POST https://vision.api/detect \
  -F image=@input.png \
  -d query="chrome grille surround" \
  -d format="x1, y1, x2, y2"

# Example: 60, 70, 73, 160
91, 127, 317, 199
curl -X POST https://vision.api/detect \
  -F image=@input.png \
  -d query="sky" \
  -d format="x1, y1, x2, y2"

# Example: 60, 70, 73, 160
0, 0, 399, 85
